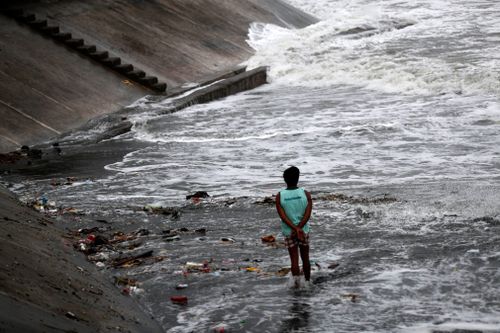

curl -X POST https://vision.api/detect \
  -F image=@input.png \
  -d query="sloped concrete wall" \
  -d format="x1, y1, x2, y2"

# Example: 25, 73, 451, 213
19, 0, 316, 86
0, 0, 317, 152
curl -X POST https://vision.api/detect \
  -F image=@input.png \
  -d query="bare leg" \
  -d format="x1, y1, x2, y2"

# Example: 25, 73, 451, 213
299, 245, 311, 281
287, 245, 300, 277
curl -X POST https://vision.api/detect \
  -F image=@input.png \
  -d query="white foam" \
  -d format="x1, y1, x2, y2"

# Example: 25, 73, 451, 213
248, 1, 500, 95
402, 321, 500, 333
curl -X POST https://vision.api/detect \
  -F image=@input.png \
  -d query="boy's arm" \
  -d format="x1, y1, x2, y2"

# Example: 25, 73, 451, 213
275, 192, 300, 235
297, 191, 312, 229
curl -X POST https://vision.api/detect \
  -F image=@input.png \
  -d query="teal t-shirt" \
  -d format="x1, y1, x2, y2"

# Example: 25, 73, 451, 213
279, 188, 310, 237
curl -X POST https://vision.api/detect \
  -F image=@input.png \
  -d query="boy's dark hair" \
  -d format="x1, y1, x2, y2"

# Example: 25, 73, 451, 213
283, 166, 300, 187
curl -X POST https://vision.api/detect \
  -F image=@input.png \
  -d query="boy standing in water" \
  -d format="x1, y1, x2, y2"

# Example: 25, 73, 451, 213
275, 166, 313, 285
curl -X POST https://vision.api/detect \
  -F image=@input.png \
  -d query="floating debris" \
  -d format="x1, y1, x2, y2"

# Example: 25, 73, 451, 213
184, 261, 211, 273
220, 237, 236, 244
328, 262, 340, 269
186, 191, 210, 200
276, 267, 291, 277
114, 276, 138, 287
317, 193, 397, 204
254, 196, 275, 205
170, 295, 188, 305
342, 293, 359, 303
245, 267, 261, 273
143, 205, 180, 218
261, 235, 276, 243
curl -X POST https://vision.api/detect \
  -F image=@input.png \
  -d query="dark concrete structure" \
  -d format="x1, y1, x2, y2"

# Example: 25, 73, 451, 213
0, 0, 317, 152
170, 66, 269, 113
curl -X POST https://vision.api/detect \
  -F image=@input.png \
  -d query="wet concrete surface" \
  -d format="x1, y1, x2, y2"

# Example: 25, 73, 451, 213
0, 0, 316, 152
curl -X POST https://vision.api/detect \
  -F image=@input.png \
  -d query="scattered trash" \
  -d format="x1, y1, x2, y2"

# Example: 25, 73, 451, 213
30, 197, 58, 214
245, 267, 261, 273
261, 235, 276, 243
67, 225, 177, 273
111, 250, 155, 268
65, 311, 78, 320
328, 263, 340, 269
254, 196, 275, 205
186, 191, 210, 200
472, 216, 500, 225
185, 261, 211, 273
50, 176, 78, 186
163, 235, 181, 242
176, 284, 188, 290
143, 205, 180, 218
63, 207, 83, 215
276, 267, 291, 277
170, 295, 188, 305
223, 198, 237, 206
342, 293, 359, 302
93, 235, 109, 246
88, 252, 111, 262
114, 276, 138, 287
77, 243, 88, 253
123, 286, 144, 296
212, 323, 230, 332
162, 227, 206, 237
77, 227, 102, 235
220, 237, 235, 244
129, 286, 144, 296
318, 193, 397, 204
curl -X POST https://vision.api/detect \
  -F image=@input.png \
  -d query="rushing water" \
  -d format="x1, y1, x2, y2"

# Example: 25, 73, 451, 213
5, 0, 500, 332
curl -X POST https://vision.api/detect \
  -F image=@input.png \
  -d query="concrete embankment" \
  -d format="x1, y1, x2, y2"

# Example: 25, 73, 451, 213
0, 185, 164, 332
0, 0, 317, 152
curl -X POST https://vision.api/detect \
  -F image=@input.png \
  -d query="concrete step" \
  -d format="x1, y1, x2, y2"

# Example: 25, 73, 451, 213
150, 82, 167, 92
29, 19, 47, 29
127, 70, 146, 79
101, 57, 121, 67
2, 8, 167, 93
76, 44, 97, 54
40, 25, 59, 34
52, 32, 72, 41
89, 51, 109, 60
138, 76, 158, 85
64, 38, 84, 48
114, 64, 134, 73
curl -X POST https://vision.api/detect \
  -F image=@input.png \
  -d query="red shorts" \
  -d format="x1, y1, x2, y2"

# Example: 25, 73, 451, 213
284, 233, 309, 248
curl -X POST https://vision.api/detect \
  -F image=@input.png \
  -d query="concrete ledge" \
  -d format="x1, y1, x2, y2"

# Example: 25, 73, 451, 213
171, 66, 267, 113
33, 66, 268, 146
